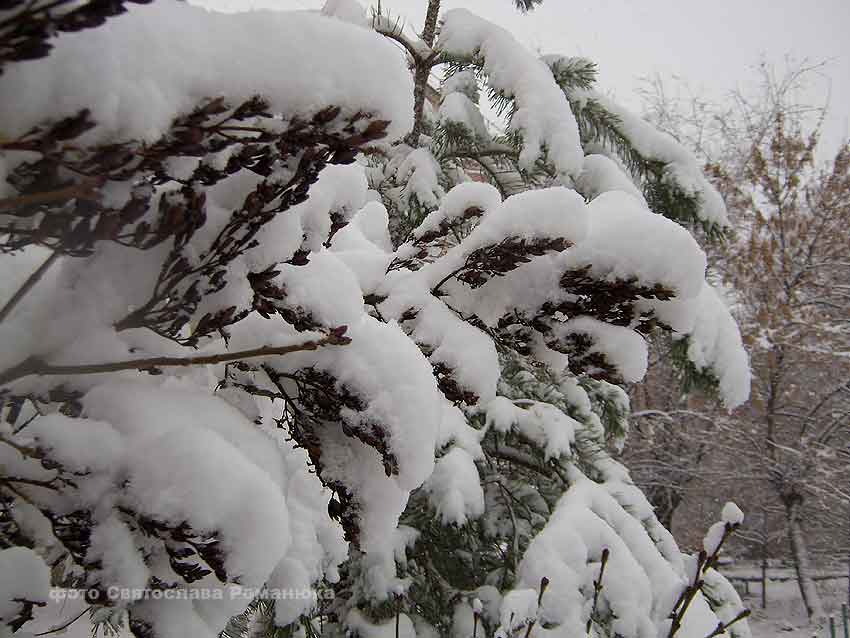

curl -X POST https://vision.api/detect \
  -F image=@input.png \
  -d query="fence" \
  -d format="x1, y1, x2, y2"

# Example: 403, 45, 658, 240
825, 604, 849, 638
727, 572, 848, 609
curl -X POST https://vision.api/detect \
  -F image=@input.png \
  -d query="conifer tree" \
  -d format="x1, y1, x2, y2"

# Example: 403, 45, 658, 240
1, 2, 751, 638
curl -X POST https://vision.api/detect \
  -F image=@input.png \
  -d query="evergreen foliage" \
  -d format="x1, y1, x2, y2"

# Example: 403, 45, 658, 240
0, 2, 752, 638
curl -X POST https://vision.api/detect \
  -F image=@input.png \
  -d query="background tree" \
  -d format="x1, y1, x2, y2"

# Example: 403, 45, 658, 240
635, 62, 850, 623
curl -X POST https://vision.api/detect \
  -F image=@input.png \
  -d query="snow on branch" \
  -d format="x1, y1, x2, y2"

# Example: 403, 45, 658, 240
438, 9, 584, 180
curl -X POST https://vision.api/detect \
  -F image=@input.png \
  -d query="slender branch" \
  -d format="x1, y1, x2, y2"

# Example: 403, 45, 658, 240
373, 16, 424, 62
431, 262, 468, 296
0, 0, 76, 30
451, 145, 520, 161
420, 0, 441, 48
406, 0, 441, 144
34, 606, 91, 637
523, 577, 549, 638
586, 548, 610, 635
0, 179, 101, 211
703, 609, 751, 638
0, 251, 59, 324
0, 334, 349, 386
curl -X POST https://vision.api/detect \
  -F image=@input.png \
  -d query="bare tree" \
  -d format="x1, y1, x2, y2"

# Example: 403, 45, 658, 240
638, 63, 850, 623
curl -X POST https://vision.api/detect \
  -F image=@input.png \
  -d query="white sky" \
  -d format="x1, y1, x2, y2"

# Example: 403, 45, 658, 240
198, 0, 850, 156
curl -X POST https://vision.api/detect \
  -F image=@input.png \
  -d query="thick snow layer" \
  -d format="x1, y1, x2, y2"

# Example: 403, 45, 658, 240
321, 0, 368, 27
498, 588, 538, 632
282, 317, 440, 494
484, 397, 577, 460
438, 9, 583, 179
329, 203, 395, 294
722, 501, 745, 526
576, 153, 646, 204
81, 380, 292, 586
442, 70, 480, 102
703, 522, 728, 556
0, 245, 163, 382
0, 548, 50, 624
485, 396, 523, 433
250, 163, 369, 269
424, 447, 485, 525
436, 404, 484, 459
273, 250, 365, 327
513, 475, 718, 638
646, 283, 751, 409
268, 315, 442, 581
574, 88, 730, 229
2, 377, 350, 635
346, 609, 416, 638
467, 189, 707, 329
556, 316, 648, 383
396, 147, 444, 209
420, 186, 588, 292
409, 181, 503, 244
438, 92, 490, 142
702, 568, 752, 638
0, 1, 413, 143
406, 297, 500, 403
565, 191, 707, 299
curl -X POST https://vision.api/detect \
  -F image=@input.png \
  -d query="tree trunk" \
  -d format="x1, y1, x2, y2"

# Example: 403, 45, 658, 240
646, 484, 681, 531
405, 0, 441, 146
785, 500, 825, 622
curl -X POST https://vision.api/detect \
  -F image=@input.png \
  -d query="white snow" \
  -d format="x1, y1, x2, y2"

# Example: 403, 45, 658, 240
0, 2, 414, 143
0, 548, 51, 625
574, 88, 730, 229
395, 147, 445, 209
722, 501, 745, 526
409, 181, 503, 244
419, 186, 588, 294
645, 283, 751, 409
438, 92, 490, 142
498, 588, 538, 633
565, 190, 708, 299
704, 522, 728, 556
0, 4, 756, 634
555, 316, 648, 383
320, 0, 368, 27
438, 9, 584, 179
576, 153, 647, 204
424, 447, 485, 525
346, 609, 416, 638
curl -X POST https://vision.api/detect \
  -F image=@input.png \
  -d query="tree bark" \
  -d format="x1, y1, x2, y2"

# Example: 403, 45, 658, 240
646, 484, 681, 531
405, 0, 441, 146
785, 499, 825, 622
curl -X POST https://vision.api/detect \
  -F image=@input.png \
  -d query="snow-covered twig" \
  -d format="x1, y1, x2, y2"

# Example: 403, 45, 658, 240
32, 605, 91, 636
0, 331, 350, 386
703, 608, 751, 638
586, 548, 609, 636
0, 251, 59, 324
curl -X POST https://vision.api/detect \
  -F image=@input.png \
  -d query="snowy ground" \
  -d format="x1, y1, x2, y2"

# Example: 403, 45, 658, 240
24, 569, 848, 638
721, 565, 848, 638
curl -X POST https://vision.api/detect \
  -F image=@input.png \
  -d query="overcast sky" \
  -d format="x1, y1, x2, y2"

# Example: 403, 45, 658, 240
198, 0, 850, 156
